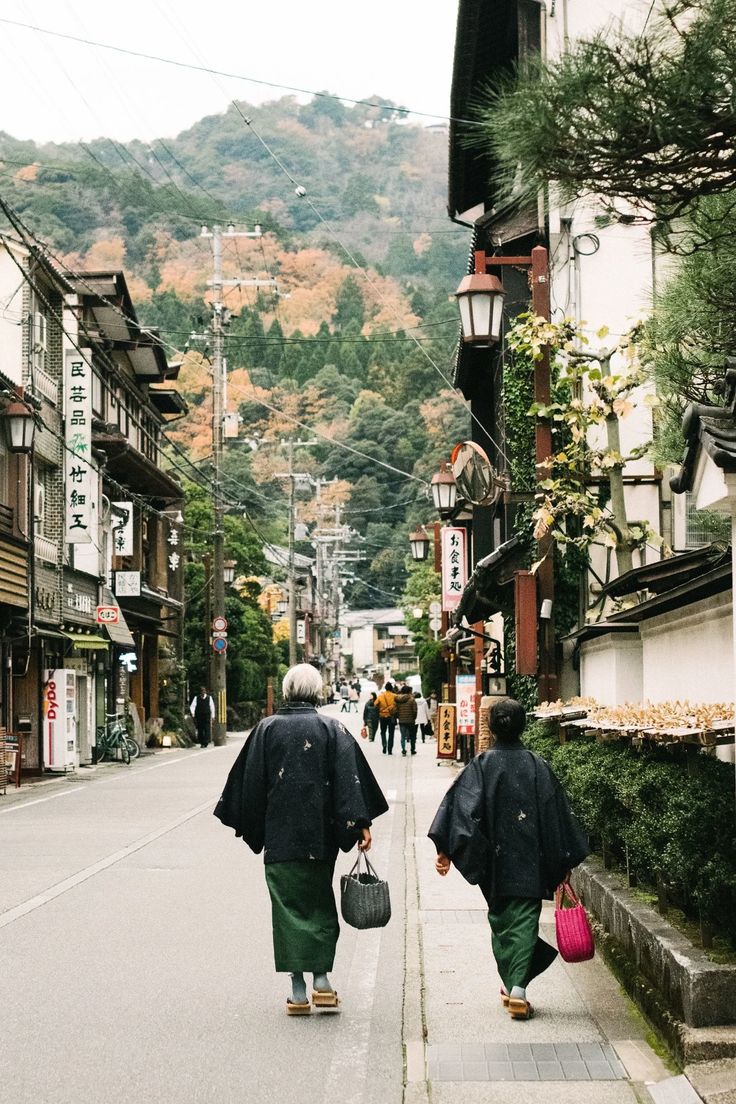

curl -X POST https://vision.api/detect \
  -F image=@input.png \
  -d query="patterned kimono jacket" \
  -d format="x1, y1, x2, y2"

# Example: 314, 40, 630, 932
428, 740, 589, 899
213, 703, 388, 863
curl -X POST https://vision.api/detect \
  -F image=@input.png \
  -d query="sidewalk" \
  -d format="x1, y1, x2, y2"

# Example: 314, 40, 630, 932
402, 740, 690, 1104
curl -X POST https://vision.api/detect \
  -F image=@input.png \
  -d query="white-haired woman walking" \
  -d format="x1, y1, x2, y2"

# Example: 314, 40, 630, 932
214, 663, 388, 1015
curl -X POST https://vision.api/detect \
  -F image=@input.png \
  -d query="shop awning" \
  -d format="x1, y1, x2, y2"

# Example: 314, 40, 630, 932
61, 631, 109, 651
451, 533, 525, 627
100, 587, 136, 648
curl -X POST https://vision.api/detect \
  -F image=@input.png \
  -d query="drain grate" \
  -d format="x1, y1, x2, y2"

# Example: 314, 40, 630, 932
426, 1041, 626, 1082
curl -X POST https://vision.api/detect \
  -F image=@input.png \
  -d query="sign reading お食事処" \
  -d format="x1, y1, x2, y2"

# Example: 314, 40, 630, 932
64, 350, 93, 543
441, 526, 467, 611
436, 703, 457, 760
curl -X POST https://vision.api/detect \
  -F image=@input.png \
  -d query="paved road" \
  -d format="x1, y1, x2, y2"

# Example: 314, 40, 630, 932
1, 706, 406, 1104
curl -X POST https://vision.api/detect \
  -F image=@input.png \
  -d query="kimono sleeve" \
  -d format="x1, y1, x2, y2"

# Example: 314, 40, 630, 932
212, 723, 268, 853
331, 726, 389, 852
536, 758, 590, 894
427, 758, 491, 885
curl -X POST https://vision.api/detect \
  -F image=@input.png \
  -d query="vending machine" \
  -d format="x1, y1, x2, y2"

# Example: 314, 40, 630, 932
43, 669, 78, 772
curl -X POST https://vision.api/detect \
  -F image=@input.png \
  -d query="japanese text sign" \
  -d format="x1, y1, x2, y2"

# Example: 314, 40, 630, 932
111, 502, 134, 557
436, 703, 457, 760
456, 674, 476, 735
64, 350, 93, 543
441, 526, 467, 612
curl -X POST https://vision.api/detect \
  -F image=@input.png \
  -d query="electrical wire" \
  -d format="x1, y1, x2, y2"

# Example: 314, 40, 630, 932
0, 17, 480, 127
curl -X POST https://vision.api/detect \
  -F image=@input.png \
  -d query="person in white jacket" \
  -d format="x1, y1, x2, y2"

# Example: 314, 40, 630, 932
190, 686, 215, 747
415, 693, 431, 743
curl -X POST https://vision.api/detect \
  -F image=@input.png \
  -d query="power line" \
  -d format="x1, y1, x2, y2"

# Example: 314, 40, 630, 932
0, 17, 478, 127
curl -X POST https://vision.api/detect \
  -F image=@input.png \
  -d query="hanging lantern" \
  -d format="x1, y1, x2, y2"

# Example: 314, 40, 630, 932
431, 464, 458, 518
409, 527, 430, 562
3, 400, 36, 454
223, 559, 236, 584
454, 253, 505, 346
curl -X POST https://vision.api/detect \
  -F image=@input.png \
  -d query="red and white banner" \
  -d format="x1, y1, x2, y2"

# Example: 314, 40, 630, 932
441, 526, 467, 611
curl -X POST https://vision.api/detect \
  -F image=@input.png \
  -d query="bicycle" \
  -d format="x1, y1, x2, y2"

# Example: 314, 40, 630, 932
95, 714, 140, 765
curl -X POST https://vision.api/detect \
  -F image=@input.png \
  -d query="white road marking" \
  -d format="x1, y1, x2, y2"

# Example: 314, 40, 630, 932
0, 796, 215, 929
0, 748, 210, 816
323, 798, 397, 1103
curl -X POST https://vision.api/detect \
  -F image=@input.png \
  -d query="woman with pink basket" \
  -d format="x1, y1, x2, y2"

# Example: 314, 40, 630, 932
428, 698, 589, 1021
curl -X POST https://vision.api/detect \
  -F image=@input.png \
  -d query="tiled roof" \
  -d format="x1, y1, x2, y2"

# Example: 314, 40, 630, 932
670, 362, 736, 494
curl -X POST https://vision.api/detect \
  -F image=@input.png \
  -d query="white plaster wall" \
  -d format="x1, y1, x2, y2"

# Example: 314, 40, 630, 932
640, 594, 734, 703
580, 632, 643, 704
0, 247, 25, 386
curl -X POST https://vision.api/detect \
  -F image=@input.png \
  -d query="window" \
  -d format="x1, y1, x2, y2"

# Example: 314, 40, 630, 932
32, 311, 47, 375
672, 491, 730, 550
92, 370, 103, 417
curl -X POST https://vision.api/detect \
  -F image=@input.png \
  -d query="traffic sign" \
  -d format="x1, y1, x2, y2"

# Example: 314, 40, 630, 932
429, 601, 442, 616
212, 616, 228, 632
212, 630, 228, 639
429, 615, 442, 632
96, 605, 119, 624
212, 637, 228, 653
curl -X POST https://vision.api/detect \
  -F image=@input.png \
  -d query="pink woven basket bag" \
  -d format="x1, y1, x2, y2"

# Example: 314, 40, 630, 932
554, 880, 595, 962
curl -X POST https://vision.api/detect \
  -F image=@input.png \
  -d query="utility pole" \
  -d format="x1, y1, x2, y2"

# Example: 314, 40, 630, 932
200, 223, 275, 744
286, 439, 297, 666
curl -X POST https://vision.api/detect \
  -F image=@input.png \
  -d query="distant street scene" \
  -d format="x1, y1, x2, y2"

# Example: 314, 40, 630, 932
2, 2, 736, 1102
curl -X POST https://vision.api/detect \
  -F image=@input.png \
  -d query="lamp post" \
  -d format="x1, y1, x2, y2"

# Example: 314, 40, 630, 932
223, 559, 236, 585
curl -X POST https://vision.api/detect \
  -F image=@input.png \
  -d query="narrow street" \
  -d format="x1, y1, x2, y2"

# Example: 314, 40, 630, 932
2, 708, 675, 1104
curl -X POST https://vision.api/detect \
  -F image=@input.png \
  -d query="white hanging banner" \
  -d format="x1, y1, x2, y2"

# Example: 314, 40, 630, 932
64, 350, 94, 543
441, 526, 467, 611
111, 502, 134, 557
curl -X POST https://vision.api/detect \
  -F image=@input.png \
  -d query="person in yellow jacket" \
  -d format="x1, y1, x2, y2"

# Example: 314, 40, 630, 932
374, 682, 398, 755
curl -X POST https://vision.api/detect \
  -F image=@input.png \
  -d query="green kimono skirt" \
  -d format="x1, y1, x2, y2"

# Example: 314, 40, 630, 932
485, 896, 558, 991
265, 859, 340, 973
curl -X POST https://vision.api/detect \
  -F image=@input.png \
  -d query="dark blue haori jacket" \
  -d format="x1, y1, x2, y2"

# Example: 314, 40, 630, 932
428, 740, 589, 899
214, 703, 389, 863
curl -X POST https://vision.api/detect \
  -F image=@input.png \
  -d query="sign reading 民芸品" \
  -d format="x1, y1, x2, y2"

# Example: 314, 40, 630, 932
440, 526, 467, 612
64, 350, 94, 544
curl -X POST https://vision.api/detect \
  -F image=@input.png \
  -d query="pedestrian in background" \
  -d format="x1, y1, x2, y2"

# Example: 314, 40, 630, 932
394, 685, 418, 756
428, 698, 589, 1021
348, 684, 359, 712
427, 691, 438, 729
375, 681, 398, 755
190, 686, 215, 748
339, 681, 350, 712
415, 691, 430, 743
363, 691, 379, 741
214, 663, 388, 1015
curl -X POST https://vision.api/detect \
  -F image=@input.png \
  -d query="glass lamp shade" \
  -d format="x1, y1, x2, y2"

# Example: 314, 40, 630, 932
455, 272, 505, 346
3, 401, 35, 453
276, 598, 288, 615
223, 559, 236, 584
430, 468, 458, 516
409, 527, 430, 561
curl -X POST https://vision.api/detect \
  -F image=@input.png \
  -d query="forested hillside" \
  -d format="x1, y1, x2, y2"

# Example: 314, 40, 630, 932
0, 95, 469, 606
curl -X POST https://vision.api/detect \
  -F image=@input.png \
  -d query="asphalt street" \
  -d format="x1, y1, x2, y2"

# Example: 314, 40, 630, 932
1, 705, 406, 1104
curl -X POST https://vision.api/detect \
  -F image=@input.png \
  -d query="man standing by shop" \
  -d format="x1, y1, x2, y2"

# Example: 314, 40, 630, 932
190, 686, 215, 748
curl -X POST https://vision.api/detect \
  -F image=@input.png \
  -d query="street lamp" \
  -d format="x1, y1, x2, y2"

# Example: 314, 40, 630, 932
223, 559, 236, 585
454, 251, 505, 347
3, 400, 36, 454
431, 464, 458, 518
409, 527, 430, 562
276, 597, 288, 616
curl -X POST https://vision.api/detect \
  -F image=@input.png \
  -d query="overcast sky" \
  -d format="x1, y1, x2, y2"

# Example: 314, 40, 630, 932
0, 2, 458, 145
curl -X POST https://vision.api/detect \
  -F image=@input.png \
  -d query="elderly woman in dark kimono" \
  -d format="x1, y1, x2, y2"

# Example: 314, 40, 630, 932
214, 663, 388, 1015
429, 698, 588, 1020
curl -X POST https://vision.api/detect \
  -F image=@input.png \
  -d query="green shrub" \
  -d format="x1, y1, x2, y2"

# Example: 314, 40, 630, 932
523, 723, 736, 946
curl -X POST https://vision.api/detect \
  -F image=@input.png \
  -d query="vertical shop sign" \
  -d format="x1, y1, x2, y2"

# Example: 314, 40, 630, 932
441, 526, 467, 611
111, 502, 134, 557
436, 703, 457, 760
167, 517, 181, 576
456, 674, 476, 734
64, 350, 93, 543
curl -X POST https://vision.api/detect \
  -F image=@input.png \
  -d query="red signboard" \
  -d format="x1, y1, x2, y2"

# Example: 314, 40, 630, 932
96, 605, 119, 624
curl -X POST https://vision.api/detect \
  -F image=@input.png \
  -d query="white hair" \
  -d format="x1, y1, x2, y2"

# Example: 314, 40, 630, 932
282, 663, 323, 703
